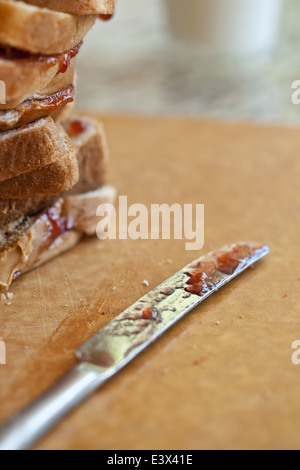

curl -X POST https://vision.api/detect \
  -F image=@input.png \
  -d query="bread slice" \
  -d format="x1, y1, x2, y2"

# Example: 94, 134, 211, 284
63, 186, 115, 235
0, 116, 74, 181
0, 195, 57, 228
29, 61, 76, 101
0, 116, 108, 223
18, 0, 115, 15
0, 56, 76, 110
0, 141, 79, 199
0, 1, 96, 54
0, 185, 116, 290
63, 115, 108, 194
56, 101, 74, 123
0, 56, 63, 109
0, 84, 75, 131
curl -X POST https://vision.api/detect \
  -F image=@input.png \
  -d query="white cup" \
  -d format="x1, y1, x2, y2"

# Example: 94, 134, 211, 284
165, 0, 283, 54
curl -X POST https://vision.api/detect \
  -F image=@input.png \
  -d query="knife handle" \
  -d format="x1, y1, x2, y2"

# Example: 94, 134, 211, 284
0, 363, 106, 450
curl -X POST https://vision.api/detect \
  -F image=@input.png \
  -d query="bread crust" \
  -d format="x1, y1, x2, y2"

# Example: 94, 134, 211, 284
18, 0, 115, 15
0, 1, 96, 54
63, 115, 108, 194
0, 195, 57, 227
0, 117, 72, 181
0, 56, 76, 110
0, 56, 61, 109
0, 121, 79, 198
0, 116, 108, 224
0, 149, 79, 199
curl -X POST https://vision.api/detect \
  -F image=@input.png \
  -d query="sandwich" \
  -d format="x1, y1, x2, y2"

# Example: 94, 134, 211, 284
0, 114, 116, 290
0, 0, 116, 291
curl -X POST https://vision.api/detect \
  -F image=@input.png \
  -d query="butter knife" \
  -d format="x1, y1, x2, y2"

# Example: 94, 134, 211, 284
0, 242, 269, 450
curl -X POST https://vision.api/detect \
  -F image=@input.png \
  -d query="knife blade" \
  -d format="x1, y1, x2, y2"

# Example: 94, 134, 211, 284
0, 242, 269, 450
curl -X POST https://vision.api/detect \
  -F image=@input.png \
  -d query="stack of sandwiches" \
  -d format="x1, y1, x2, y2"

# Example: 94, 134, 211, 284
0, 0, 116, 291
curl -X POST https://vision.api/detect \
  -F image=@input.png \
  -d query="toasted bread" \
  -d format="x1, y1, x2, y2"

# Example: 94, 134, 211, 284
18, 0, 115, 15
0, 116, 74, 181
0, 1, 96, 54
0, 116, 108, 223
0, 136, 79, 199
0, 195, 57, 228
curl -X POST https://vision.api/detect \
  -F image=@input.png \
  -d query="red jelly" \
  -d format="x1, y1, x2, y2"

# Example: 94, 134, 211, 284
184, 243, 262, 297
0, 42, 82, 73
98, 14, 114, 21
141, 307, 160, 321
39, 206, 73, 253
68, 119, 88, 137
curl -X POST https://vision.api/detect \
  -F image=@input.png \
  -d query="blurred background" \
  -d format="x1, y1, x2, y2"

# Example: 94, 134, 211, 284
76, 0, 300, 124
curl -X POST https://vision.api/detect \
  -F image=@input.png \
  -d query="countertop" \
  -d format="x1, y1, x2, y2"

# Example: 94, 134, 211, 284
0, 115, 299, 450
76, 0, 300, 125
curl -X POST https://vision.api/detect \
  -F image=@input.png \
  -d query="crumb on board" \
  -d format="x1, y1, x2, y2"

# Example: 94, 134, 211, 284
1, 292, 13, 305
142, 280, 149, 287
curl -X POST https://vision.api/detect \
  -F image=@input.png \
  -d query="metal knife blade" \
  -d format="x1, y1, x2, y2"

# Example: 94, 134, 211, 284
76, 241, 269, 373
0, 242, 269, 450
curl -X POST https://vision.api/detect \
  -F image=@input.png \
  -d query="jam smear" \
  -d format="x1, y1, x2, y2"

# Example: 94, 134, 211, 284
33, 84, 75, 111
0, 42, 82, 73
185, 269, 217, 297
0, 85, 76, 131
68, 119, 88, 137
141, 307, 160, 321
56, 43, 81, 73
216, 252, 240, 275
185, 243, 262, 297
159, 287, 174, 296
17, 85, 74, 125
98, 14, 114, 21
39, 206, 73, 253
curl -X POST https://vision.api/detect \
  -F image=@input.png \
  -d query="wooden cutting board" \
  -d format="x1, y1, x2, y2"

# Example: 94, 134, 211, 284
0, 115, 299, 450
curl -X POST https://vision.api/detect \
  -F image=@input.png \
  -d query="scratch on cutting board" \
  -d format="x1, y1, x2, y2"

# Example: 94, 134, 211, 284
63, 275, 75, 311
57, 258, 81, 309
36, 270, 53, 338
